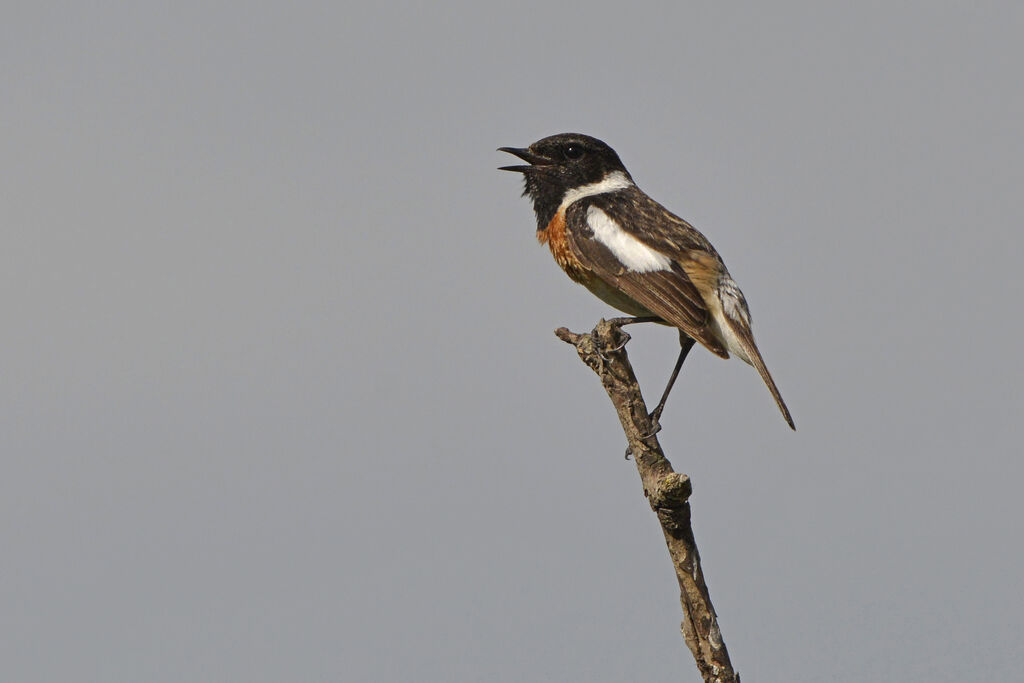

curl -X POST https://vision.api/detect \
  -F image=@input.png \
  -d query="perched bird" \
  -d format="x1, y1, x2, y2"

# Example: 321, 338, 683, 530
499, 133, 794, 430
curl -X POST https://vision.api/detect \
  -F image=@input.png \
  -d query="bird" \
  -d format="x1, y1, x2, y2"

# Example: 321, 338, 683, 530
499, 133, 794, 430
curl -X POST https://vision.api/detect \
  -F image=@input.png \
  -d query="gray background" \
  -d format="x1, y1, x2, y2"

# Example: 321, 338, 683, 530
3, 2, 1022, 681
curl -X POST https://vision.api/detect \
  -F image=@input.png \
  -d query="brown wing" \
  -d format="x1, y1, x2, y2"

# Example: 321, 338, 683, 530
593, 188, 722, 256
571, 189, 795, 429
564, 222, 729, 358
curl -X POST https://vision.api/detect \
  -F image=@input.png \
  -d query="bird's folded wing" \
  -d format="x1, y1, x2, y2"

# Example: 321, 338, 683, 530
565, 221, 729, 358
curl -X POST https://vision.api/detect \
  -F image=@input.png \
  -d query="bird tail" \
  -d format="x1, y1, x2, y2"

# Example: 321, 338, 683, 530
725, 319, 795, 430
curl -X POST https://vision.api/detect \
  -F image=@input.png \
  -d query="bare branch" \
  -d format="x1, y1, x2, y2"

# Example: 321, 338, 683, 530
555, 319, 739, 683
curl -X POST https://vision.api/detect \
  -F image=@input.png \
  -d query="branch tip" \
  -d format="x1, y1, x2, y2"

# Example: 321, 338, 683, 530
554, 327, 580, 345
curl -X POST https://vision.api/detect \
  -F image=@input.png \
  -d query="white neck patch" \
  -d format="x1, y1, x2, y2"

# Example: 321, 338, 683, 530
587, 206, 671, 273
557, 171, 633, 212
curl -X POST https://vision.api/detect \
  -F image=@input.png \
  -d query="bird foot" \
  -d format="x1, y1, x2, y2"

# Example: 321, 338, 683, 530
641, 410, 664, 440
593, 321, 632, 361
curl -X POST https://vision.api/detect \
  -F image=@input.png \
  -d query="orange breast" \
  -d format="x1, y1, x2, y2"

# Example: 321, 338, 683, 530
538, 208, 654, 317
538, 209, 588, 283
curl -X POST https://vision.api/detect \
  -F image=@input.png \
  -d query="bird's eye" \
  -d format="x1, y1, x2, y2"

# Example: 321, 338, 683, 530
564, 143, 585, 160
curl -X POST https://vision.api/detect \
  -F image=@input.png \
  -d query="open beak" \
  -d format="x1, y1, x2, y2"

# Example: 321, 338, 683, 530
497, 146, 550, 172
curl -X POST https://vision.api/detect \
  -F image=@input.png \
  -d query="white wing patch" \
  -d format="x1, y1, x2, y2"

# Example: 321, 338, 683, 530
587, 206, 672, 273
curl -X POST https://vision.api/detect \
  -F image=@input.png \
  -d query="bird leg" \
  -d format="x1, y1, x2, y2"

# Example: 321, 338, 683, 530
645, 331, 696, 437
604, 315, 663, 327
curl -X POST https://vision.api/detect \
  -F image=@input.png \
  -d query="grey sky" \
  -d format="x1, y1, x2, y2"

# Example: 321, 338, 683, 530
3, 2, 1022, 681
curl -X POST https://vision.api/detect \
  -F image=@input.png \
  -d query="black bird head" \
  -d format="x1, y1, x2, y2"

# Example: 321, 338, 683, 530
499, 133, 631, 230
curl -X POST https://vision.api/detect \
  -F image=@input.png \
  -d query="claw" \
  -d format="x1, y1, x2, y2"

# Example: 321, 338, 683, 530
599, 330, 630, 360
640, 412, 663, 440
594, 323, 631, 361
595, 318, 638, 360
607, 330, 631, 354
